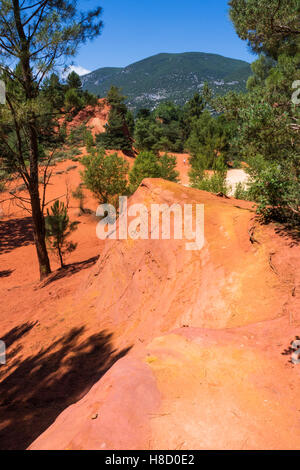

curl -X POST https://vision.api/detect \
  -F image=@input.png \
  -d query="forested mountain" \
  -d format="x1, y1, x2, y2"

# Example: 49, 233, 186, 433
82, 52, 251, 111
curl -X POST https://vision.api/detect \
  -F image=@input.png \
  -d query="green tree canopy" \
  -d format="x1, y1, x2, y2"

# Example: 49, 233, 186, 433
81, 149, 129, 204
0, 0, 103, 279
45, 200, 78, 268
97, 86, 133, 153
214, 0, 300, 221
67, 71, 82, 91
129, 151, 179, 192
229, 0, 300, 59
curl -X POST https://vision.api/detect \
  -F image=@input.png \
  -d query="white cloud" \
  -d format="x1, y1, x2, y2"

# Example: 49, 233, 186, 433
62, 65, 91, 78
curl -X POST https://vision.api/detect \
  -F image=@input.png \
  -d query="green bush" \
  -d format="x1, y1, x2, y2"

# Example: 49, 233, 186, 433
81, 149, 129, 204
159, 153, 180, 183
129, 152, 161, 191
246, 156, 300, 221
72, 185, 85, 214
54, 150, 69, 162
45, 200, 78, 268
233, 182, 251, 200
196, 172, 229, 195
84, 130, 95, 152
68, 148, 81, 157
67, 125, 87, 146
129, 151, 179, 192
190, 158, 229, 195
64, 88, 84, 114
0, 181, 6, 193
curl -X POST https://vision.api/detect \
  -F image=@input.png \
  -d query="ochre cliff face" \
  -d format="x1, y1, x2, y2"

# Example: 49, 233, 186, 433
83, 179, 298, 340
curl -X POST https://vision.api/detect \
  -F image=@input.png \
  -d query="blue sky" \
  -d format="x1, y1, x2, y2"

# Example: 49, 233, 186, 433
72, 0, 255, 75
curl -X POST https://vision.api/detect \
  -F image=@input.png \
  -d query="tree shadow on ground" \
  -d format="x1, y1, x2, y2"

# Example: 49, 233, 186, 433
274, 222, 300, 247
1, 322, 37, 349
123, 148, 137, 158
0, 217, 34, 254
0, 269, 14, 278
40, 256, 100, 288
0, 323, 131, 450
1, 322, 38, 369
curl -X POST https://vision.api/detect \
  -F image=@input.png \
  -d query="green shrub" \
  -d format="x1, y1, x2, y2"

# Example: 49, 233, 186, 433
159, 153, 180, 183
67, 125, 87, 146
246, 156, 300, 221
234, 182, 251, 200
72, 185, 85, 213
45, 200, 78, 268
190, 157, 229, 195
0, 181, 6, 193
84, 130, 95, 152
54, 150, 69, 162
68, 148, 80, 157
81, 149, 129, 204
195, 172, 229, 195
129, 152, 161, 192
129, 151, 179, 192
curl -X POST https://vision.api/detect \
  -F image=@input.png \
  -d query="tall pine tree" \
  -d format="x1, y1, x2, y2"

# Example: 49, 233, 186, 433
0, 1, 103, 279
97, 86, 133, 153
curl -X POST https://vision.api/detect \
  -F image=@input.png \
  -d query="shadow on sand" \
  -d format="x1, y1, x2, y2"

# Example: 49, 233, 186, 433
40, 256, 100, 288
274, 222, 300, 247
0, 217, 34, 254
0, 269, 14, 278
0, 322, 131, 450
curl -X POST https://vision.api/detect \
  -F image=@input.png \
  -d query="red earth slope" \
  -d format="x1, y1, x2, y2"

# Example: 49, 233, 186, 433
27, 179, 300, 450
60, 98, 110, 137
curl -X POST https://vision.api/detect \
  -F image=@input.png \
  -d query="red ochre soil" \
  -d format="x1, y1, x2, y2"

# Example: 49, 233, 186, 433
0, 156, 300, 450
60, 98, 110, 137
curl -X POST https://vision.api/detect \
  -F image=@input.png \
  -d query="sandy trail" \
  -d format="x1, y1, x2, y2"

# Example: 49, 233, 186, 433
226, 169, 249, 195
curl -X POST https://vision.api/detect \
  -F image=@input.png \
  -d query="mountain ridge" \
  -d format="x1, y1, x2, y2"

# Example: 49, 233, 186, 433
82, 51, 252, 112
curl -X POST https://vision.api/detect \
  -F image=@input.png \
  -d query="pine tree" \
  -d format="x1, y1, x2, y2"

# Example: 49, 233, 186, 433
45, 200, 78, 269
42, 73, 65, 110
159, 154, 180, 182
134, 117, 163, 153
229, 0, 299, 59
65, 88, 84, 114
129, 152, 161, 191
215, 0, 300, 221
67, 71, 83, 92
0, 0, 103, 279
97, 86, 132, 153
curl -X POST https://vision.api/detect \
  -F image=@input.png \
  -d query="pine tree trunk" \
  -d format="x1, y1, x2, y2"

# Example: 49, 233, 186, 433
29, 184, 51, 279
58, 245, 64, 269
28, 124, 51, 280
24, 59, 52, 280
12, 0, 51, 280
